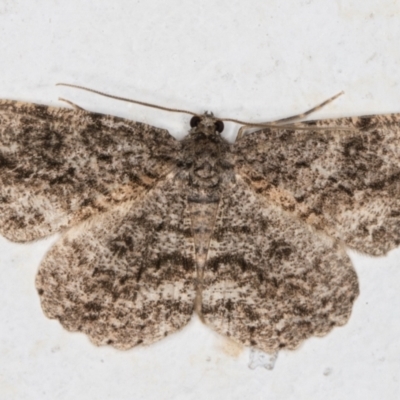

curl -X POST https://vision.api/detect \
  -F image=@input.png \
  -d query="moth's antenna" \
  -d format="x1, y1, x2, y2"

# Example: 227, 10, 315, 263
268, 91, 344, 124
56, 83, 198, 116
58, 97, 85, 111
220, 92, 345, 126
57, 84, 354, 134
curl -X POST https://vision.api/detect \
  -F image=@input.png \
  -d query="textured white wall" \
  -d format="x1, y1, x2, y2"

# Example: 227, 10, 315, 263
0, 1, 400, 399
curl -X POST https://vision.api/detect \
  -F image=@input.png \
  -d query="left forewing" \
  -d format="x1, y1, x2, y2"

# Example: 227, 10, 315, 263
234, 113, 400, 255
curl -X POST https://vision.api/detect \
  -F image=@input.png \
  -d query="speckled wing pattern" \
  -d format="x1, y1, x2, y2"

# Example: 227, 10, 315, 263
36, 176, 196, 349
0, 100, 178, 241
202, 177, 358, 353
235, 115, 400, 255
1, 98, 399, 353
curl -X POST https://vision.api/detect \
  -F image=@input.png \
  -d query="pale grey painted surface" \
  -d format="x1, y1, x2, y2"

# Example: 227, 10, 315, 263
0, 1, 400, 399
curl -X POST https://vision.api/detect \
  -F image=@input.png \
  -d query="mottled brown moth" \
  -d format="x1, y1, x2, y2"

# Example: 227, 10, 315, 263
1, 86, 398, 353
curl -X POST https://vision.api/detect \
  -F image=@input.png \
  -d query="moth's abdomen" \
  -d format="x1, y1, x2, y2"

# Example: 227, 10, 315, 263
188, 195, 220, 269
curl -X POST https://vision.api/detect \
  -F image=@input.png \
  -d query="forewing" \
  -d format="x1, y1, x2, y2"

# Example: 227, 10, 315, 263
235, 114, 400, 255
201, 177, 359, 353
36, 176, 196, 349
0, 100, 179, 241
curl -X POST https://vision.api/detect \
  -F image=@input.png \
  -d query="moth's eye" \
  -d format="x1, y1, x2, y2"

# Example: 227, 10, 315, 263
190, 116, 201, 128
215, 120, 224, 133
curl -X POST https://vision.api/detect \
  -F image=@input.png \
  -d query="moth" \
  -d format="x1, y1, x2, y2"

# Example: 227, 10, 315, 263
1, 85, 399, 354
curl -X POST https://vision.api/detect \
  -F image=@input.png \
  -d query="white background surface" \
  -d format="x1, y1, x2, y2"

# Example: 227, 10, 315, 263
1, 1, 400, 399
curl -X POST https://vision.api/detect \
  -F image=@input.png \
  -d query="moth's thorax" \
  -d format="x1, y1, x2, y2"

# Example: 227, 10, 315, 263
178, 115, 233, 278
179, 119, 235, 194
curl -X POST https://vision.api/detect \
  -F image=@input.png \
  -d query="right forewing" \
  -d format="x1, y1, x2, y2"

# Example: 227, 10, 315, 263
0, 100, 180, 241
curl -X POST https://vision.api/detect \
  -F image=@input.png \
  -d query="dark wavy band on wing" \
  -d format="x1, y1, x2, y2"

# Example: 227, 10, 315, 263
36, 176, 196, 349
202, 177, 359, 353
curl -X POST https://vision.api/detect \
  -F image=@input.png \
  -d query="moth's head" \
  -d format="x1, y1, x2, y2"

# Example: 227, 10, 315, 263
189, 112, 224, 137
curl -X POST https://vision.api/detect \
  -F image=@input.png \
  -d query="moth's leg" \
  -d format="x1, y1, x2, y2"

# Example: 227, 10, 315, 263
237, 125, 248, 140
270, 91, 344, 125
58, 97, 86, 111
236, 91, 344, 140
